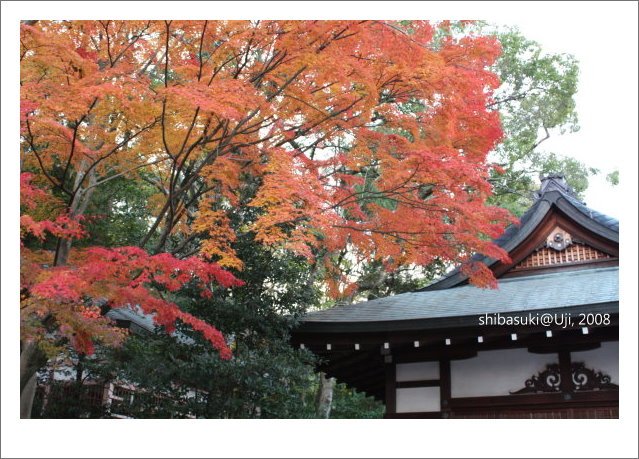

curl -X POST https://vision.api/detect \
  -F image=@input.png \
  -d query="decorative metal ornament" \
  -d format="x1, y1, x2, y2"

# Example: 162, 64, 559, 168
571, 362, 618, 391
511, 363, 562, 394
546, 226, 573, 251
511, 362, 618, 394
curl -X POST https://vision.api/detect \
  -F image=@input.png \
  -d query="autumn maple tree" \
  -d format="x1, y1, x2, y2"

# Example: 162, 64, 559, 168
20, 20, 515, 416
20, 170, 243, 416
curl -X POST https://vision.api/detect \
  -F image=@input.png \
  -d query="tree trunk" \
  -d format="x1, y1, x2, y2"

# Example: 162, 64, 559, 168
20, 374, 37, 419
54, 168, 97, 266
54, 237, 73, 267
316, 372, 335, 419
20, 341, 47, 418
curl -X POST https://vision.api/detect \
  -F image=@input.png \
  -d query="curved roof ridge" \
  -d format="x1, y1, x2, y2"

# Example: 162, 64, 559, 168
419, 184, 619, 291
561, 192, 619, 232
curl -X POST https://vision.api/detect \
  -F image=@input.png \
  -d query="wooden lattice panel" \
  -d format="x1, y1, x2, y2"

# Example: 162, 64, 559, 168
514, 242, 611, 270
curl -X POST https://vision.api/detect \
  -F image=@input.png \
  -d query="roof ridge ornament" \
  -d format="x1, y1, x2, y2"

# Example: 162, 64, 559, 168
533, 173, 579, 201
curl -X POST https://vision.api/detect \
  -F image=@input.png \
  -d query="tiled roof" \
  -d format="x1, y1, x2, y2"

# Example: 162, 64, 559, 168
532, 174, 618, 232
563, 193, 619, 232
106, 306, 156, 333
420, 177, 619, 291
106, 306, 196, 344
302, 267, 618, 324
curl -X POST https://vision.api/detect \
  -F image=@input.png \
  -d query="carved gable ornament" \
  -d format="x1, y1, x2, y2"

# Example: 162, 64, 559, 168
546, 226, 573, 251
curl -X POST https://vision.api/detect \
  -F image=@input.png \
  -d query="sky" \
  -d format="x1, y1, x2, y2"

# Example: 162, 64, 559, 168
512, 17, 636, 219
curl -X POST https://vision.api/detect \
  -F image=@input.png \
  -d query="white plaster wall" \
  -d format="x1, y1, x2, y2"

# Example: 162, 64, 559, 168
396, 361, 439, 382
396, 387, 440, 413
571, 341, 619, 384
451, 349, 557, 397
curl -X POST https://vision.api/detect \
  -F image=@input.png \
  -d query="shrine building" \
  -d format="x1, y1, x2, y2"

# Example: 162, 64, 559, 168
291, 175, 619, 418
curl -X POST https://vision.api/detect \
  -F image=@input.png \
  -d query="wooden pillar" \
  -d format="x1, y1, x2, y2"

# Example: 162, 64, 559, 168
439, 360, 451, 417
558, 350, 573, 399
384, 354, 396, 416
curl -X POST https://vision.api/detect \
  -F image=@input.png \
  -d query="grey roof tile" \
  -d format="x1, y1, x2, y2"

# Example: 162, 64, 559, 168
563, 193, 619, 232
106, 306, 196, 344
303, 267, 619, 323
106, 306, 156, 332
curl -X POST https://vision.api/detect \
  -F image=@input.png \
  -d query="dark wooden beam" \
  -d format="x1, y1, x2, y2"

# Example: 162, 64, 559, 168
320, 349, 380, 373
384, 358, 396, 415
447, 389, 618, 410
439, 360, 451, 414
329, 364, 383, 387
558, 350, 573, 396
292, 313, 618, 345
396, 379, 439, 389
391, 329, 617, 364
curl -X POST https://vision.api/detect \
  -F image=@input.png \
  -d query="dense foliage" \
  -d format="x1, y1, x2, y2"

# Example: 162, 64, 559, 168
486, 26, 596, 215
34, 228, 384, 418
20, 20, 593, 419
